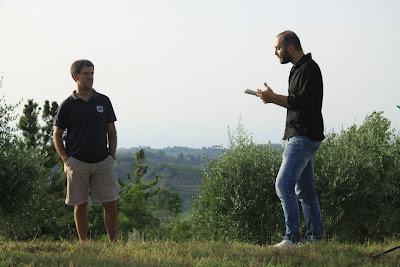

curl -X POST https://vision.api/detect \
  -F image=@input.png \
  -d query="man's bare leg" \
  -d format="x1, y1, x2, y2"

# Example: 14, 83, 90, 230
103, 201, 118, 242
74, 202, 89, 241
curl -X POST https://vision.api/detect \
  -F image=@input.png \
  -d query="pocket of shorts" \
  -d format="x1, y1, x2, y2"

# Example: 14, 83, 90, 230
107, 155, 115, 163
68, 156, 75, 165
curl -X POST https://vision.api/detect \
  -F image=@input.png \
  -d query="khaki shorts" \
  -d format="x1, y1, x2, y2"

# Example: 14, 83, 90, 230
64, 155, 119, 206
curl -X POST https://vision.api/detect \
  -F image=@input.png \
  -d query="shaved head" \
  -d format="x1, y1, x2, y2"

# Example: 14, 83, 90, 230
276, 31, 302, 51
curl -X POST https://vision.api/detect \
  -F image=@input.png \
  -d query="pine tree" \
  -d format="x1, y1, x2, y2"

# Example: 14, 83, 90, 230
41, 100, 59, 167
18, 99, 40, 148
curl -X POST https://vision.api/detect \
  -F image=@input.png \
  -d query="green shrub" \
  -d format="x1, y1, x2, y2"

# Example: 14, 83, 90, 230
0, 96, 62, 240
315, 111, 400, 241
192, 124, 283, 244
0, 99, 49, 239
169, 216, 193, 241
193, 112, 400, 243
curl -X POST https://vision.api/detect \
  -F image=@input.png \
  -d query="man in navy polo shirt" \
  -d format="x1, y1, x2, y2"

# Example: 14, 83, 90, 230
257, 31, 324, 249
53, 59, 118, 242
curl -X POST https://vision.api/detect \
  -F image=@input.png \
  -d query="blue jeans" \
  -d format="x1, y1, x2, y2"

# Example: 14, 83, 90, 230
275, 136, 323, 243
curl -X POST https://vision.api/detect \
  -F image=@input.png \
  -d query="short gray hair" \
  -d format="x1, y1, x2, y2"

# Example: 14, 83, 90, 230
70, 59, 94, 81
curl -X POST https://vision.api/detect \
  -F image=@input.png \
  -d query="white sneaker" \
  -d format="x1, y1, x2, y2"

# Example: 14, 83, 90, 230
273, 239, 296, 249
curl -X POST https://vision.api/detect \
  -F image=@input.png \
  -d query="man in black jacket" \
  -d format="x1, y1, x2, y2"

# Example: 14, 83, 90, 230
257, 31, 324, 248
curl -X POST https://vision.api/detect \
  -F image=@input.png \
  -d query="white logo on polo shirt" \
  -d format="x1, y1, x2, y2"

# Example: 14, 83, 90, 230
96, 106, 104, 113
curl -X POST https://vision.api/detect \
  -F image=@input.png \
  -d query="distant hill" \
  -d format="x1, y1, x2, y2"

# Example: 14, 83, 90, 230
114, 146, 226, 212
117, 145, 225, 158
115, 144, 281, 212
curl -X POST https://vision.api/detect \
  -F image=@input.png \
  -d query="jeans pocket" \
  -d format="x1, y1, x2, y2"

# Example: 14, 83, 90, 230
288, 136, 306, 147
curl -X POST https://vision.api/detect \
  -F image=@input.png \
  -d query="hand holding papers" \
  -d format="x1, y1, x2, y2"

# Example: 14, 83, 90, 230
244, 88, 257, 96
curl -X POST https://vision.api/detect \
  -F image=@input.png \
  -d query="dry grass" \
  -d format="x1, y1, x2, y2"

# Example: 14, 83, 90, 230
0, 240, 399, 266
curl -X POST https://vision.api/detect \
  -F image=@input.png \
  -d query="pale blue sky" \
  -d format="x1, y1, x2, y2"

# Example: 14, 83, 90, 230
1, 0, 399, 148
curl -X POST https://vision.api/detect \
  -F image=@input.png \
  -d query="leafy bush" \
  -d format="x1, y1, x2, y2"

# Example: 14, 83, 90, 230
193, 112, 400, 244
0, 97, 50, 239
192, 124, 283, 244
315, 111, 400, 241
169, 216, 193, 241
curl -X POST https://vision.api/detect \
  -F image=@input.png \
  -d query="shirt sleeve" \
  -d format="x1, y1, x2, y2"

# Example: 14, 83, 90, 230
287, 65, 320, 111
106, 97, 117, 123
53, 102, 67, 130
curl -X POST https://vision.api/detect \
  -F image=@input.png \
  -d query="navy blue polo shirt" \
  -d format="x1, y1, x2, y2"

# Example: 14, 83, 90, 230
54, 89, 117, 163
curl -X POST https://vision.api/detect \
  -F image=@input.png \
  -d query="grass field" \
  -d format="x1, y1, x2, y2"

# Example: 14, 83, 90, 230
0, 240, 399, 266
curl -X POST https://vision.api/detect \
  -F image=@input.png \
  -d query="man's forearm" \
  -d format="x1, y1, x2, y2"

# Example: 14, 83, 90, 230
108, 132, 117, 157
53, 134, 68, 162
258, 84, 290, 109
271, 93, 290, 108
